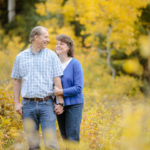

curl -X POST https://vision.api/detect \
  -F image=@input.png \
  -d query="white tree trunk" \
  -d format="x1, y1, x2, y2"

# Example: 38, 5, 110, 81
8, 0, 16, 23
106, 26, 116, 79
97, 26, 116, 79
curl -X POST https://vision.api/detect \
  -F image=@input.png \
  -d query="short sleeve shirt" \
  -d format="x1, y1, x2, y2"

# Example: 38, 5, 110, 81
11, 48, 63, 98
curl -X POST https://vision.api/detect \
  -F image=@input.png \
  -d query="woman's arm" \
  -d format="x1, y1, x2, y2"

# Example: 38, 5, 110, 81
55, 61, 84, 97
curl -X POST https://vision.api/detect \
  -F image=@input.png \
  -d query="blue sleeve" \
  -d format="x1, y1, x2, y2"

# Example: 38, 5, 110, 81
63, 61, 84, 97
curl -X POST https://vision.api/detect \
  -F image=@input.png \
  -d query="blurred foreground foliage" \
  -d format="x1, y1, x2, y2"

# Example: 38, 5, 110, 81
1, 73, 150, 149
1, 0, 150, 149
0, 28, 150, 149
0, 90, 22, 149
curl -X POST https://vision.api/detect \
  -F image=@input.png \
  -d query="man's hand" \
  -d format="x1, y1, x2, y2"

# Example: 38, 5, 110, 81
15, 103, 22, 116
54, 103, 64, 115
54, 86, 63, 96
13, 79, 22, 116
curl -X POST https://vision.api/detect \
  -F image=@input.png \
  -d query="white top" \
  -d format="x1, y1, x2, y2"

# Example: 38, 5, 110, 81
62, 58, 72, 71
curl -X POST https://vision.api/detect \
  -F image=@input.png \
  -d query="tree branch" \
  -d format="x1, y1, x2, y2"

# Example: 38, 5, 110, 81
97, 48, 107, 53
106, 25, 116, 78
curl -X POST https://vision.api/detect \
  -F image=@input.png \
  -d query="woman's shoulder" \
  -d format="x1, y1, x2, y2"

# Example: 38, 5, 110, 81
71, 58, 83, 70
71, 58, 81, 65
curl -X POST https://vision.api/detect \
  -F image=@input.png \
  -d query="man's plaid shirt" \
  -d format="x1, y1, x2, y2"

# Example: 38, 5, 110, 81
11, 48, 63, 98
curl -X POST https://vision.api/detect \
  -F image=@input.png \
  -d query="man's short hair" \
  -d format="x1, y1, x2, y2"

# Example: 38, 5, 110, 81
29, 26, 48, 42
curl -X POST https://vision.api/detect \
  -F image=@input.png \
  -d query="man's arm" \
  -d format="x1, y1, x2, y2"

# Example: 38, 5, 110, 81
53, 77, 64, 115
13, 79, 22, 115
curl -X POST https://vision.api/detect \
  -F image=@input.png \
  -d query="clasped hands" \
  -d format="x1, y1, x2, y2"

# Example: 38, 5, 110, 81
54, 86, 64, 115
15, 86, 64, 116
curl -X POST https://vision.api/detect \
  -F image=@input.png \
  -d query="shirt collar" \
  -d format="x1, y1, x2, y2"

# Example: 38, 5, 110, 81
29, 45, 44, 55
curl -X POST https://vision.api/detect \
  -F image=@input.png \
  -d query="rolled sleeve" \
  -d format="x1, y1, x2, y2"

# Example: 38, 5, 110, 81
11, 56, 21, 79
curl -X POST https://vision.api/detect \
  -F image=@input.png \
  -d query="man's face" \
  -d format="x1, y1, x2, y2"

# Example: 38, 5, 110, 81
35, 29, 49, 49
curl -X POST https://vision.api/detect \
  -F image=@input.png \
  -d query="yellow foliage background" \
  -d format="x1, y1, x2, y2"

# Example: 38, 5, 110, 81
1, 0, 150, 149
0, 32, 149, 149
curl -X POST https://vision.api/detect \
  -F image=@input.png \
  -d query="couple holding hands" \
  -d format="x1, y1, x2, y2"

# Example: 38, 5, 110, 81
11, 26, 84, 150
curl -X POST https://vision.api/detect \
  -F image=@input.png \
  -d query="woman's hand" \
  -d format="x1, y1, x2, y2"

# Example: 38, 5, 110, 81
54, 103, 64, 115
54, 86, 63, 96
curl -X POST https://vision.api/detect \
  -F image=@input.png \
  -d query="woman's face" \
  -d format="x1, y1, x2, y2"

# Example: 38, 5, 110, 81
55, 40, 69, 56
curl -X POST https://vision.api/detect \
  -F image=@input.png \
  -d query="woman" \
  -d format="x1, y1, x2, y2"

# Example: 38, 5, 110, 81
54, 34, 84, 142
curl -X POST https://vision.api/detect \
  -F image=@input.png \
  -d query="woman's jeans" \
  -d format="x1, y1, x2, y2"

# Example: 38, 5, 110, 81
57, 103, 83, 141
22, 99, 59, 150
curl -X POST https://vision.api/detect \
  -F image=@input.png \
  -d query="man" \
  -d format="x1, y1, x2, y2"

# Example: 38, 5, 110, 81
11, 26, 64, 150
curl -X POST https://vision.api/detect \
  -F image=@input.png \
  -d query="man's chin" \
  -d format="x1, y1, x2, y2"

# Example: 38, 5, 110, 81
41, 45, 47, 49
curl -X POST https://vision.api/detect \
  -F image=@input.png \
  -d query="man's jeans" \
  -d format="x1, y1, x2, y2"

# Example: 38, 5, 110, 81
22, 99, 59, 150
57, 103, 83, 141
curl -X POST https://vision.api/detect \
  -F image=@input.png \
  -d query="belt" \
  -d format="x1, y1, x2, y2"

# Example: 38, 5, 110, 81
23, 96, 53, 102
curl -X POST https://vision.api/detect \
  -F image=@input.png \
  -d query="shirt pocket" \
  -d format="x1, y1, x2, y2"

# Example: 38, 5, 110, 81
39, 58, 53, 77
19, 61, 31, 77
40, 58, 49, 71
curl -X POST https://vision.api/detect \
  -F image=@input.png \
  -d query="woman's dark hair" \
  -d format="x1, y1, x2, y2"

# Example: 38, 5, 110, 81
56, 34, 74, 57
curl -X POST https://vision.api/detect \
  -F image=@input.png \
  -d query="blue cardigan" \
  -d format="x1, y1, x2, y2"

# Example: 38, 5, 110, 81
61, 58, 84, 106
